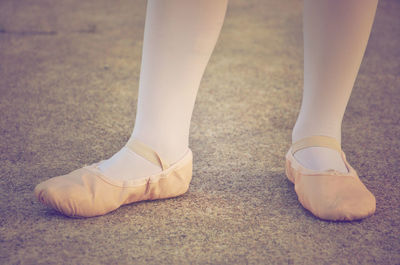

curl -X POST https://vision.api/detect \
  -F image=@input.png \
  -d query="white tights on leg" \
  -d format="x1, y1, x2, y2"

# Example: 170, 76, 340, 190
99, 0, 228, 181
292, 0, 378, 173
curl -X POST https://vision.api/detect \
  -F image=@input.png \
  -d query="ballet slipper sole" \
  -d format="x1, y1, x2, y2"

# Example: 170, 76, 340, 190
285, 149, 376, 221
34, 149, 193, 218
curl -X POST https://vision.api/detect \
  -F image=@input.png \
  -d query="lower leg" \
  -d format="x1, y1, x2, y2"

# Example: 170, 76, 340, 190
292, 0, 378, 172
99, 0, 228, 180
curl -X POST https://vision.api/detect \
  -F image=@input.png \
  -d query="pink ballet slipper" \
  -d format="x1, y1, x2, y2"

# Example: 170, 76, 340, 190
285, 135, 376, 221
34, 139, 192, 218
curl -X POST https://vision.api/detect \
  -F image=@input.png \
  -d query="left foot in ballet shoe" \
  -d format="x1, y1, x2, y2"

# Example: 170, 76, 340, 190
285, 135, 376, 221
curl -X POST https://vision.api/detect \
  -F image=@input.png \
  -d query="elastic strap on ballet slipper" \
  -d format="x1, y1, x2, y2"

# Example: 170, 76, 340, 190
125, 138, 170, 170
291, 135, 342, 155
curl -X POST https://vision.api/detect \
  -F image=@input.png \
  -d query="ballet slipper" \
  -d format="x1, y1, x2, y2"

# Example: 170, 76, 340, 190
34, 139, 192, 218
285, 135, 376, 221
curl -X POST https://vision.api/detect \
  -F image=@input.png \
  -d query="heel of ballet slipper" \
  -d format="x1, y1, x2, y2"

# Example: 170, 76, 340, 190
122, 148, 193, 204
150, 152, 193, 200
285, 153, 295, 184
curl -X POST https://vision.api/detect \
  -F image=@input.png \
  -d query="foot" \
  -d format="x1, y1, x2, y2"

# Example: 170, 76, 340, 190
293, 146, 348, 173
286, 135, 376, 221
98, 136, 189, 181
98, 146, 162, 181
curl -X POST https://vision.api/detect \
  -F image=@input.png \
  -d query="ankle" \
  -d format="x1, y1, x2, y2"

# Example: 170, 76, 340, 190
129, 132, 189, 165
292, 123, 341, 145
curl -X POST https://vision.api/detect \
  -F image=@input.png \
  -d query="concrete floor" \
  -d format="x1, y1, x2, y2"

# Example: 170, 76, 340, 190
0, 0, 399, 264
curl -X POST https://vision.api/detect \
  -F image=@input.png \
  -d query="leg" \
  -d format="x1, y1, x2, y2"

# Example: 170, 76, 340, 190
34, 0, 228, 217
99, 0, 228, 181
286, 0, 378, 221
292, 0, 379, 172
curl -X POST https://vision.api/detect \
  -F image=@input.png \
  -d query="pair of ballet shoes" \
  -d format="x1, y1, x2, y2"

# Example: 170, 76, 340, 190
34, 136, 376, 221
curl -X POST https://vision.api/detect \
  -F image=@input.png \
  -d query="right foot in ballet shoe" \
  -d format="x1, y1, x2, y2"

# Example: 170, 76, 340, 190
285, 135, 376, 221
34, 138, 193, 218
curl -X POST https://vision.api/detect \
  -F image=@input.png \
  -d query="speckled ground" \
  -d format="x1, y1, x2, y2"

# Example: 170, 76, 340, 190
0, 0, 399, 264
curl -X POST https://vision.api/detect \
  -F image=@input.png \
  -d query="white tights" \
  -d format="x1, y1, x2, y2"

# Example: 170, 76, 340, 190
99, 0, 378, 180
99, 0, 228, 180
293, 0, 378, 172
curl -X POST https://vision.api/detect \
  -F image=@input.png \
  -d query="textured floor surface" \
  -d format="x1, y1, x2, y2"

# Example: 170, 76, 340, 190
1, 0, 399, 264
